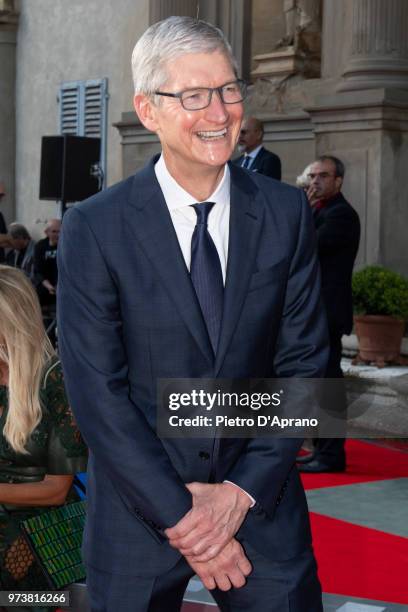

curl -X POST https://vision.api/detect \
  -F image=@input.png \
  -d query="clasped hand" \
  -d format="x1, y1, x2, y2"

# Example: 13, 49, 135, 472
165, 482, 253, 591
186, 537, 252, 591
165, 482, 252, 562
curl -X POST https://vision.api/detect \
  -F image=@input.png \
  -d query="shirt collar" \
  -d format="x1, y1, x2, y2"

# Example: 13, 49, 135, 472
312, 192, 343, 214
154, 153, 230, 211
246, 144, 262, 160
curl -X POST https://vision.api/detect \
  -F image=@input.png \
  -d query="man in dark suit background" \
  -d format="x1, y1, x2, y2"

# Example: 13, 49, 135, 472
58, 16, 328, 612
5, 223, 36, 280
233, 116, 282, 180
298, 155, 360, 473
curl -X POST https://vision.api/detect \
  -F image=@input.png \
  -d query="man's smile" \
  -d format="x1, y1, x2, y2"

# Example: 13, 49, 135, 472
196, 128, 228, 141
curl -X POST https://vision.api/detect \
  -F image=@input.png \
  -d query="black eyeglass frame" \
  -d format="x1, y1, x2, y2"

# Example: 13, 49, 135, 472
154, 79, 247, 110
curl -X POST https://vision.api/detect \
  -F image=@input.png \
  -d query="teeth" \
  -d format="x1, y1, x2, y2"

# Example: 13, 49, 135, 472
197, 128, 227, 139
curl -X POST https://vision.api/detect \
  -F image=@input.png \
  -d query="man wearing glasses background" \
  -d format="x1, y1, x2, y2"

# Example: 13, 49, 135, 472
58, 16, 327, 612
297, 156, 361, 474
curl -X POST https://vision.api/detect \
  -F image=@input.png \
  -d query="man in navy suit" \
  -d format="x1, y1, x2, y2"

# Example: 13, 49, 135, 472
298, 156, 360, 473
233, 116, 282, 180
58, 16, 328, 612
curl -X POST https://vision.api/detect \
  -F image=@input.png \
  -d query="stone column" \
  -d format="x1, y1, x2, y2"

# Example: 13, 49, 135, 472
215, 0, 252, 79
149, 0, 197, 24
339, 0, 408, 91
0, 0, 19, 224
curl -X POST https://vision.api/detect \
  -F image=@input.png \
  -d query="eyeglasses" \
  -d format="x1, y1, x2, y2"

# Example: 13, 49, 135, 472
155, 79, 247, 111
308, 172, 336, 180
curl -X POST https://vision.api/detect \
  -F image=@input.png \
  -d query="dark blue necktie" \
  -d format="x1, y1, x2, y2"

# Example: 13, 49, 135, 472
190, 202, 224, 354
242, 155, 251, 169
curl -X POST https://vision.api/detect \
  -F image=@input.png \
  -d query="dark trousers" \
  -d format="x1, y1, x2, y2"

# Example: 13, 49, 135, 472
86, 543, 322, 612
313, 332, 346, 465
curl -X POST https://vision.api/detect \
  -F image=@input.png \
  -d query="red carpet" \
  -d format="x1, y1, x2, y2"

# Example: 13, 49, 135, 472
310, 513, 408, 605
302, 440, 408, 605
301, 439, 408, 490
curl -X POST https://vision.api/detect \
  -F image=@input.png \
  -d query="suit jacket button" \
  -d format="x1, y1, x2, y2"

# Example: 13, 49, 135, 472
199, 451, 210, 460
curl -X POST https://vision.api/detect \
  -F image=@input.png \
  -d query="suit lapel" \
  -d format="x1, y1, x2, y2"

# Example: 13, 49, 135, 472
126, 159, 214, 365
126, 159, 264, 372
251, 146, 265, 171
214, 164, 264, 375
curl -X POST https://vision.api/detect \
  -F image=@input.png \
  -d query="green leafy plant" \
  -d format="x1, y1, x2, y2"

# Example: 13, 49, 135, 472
352, 266, 408, 320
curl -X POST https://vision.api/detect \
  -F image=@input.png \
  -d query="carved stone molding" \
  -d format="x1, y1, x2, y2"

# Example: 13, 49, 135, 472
307, 89, 408, 133
339, 0, 408, 91
252, 48, 301, 79
251, 39, 321, 80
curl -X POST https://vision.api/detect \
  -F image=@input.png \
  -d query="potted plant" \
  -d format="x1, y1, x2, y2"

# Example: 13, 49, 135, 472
352, 266, 408, 367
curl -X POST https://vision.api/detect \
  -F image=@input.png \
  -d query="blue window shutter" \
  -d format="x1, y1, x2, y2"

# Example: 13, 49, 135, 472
59, 81, 80, 134
59, 78, 108, 187
84, 78, 108, 187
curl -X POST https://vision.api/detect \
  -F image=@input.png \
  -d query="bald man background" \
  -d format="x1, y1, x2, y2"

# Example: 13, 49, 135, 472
234, 117, 281, 180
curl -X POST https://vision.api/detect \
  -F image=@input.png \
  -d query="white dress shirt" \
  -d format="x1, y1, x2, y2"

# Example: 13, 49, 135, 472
155, 154, 230, 284
154, 154, 255, 508
242, 144, 262, 170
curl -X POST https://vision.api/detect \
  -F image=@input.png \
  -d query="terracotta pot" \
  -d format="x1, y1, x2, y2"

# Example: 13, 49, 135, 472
354, 315, 405, 366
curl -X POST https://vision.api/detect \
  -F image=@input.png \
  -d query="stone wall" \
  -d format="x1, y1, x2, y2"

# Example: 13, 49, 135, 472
7, 0, 408, 276
0, 0, 18, 224
246, 0, 408, 274
14, 0, 149, 238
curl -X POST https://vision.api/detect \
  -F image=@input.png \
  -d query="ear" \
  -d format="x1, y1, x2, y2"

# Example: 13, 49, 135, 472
335, 176, 343, 191
133, 94, 160, 133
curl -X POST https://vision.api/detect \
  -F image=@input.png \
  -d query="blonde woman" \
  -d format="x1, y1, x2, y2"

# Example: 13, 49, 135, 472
0, 266, 87, 611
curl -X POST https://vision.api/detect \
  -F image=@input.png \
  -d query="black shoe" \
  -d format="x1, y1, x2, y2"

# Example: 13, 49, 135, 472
298, 459, 346, 473
296, 453, 315, 464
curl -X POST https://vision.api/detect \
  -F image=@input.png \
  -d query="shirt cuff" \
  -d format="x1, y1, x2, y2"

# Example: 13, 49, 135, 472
223, 480, 256, 508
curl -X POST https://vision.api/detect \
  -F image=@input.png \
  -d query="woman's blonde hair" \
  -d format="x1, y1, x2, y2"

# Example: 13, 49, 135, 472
0, 265, 55, 453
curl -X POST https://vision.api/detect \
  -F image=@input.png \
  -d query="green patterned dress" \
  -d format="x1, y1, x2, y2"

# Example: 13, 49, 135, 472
0, 359, 87, 610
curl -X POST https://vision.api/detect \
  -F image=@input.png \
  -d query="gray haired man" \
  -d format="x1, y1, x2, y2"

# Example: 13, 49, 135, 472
58, 16, 327, 612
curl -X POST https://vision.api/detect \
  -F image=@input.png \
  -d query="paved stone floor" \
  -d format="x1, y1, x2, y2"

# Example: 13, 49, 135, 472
306, 478, 408, 538
182, 577, 408, 611
182, 446, 408, 612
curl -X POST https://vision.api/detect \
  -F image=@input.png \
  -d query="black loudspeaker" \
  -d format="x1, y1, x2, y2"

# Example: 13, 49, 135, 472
39, 135, 101, 202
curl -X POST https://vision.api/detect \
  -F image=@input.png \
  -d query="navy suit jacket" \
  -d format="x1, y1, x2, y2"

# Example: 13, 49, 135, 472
314, 192, 360, 336
234, 146, 282, 180
57, 157, 328, 577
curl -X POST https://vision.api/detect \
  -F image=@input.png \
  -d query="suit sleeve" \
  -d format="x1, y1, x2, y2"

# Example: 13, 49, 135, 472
260, 152, 282, 181
57, 207, 192, 533
224, 190, 329, 516
316, 205, 359, 253
0, 212, 7, 234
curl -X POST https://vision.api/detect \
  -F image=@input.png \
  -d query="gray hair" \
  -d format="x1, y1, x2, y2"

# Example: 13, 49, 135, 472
9, 223, 31, 240
296, 164, 312, 189
131, 16, 237, 96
